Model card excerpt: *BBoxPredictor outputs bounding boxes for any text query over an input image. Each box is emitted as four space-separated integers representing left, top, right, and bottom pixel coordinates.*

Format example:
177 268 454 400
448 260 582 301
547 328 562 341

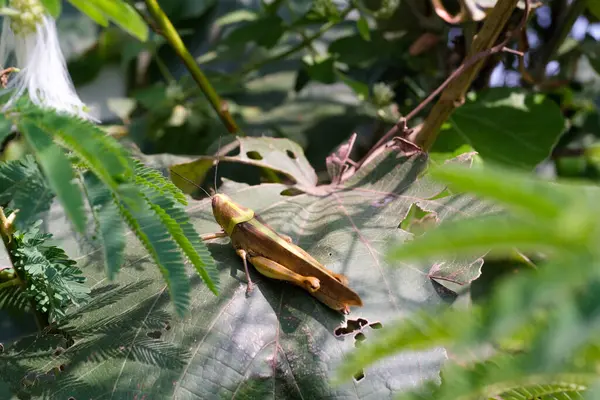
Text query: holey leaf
170 136 319 195
2 148 495 399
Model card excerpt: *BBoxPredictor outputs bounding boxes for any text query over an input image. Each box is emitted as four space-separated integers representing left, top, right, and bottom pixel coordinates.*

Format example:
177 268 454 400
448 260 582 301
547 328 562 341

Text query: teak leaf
1 147 493 398
432 88 565 170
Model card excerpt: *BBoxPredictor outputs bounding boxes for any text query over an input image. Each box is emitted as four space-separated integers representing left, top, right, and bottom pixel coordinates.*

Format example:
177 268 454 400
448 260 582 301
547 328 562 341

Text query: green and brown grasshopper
200 193 363 314
175 167 363 314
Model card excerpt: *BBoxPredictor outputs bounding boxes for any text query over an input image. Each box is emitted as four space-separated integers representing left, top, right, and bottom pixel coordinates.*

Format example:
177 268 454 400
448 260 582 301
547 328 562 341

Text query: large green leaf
1 147 493 398
85 0 148 42
67 0 109 26
170 137 319 195
432 88 565 170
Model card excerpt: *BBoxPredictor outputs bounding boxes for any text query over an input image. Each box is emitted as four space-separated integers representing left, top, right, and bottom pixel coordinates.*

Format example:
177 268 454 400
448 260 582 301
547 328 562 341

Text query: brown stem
415 0 525 150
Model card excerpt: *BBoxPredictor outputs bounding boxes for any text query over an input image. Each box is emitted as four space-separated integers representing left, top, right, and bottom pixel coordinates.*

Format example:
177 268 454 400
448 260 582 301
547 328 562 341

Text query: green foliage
40 0 60 17
131 160 219 297
0 100 219 319
10 220 90 323
0 155 53 229
432 89 566 170
338 162 600 397
19 120 88 234
82 172 125 280
2 0 600 398
0 147 486 398
67 0 148 41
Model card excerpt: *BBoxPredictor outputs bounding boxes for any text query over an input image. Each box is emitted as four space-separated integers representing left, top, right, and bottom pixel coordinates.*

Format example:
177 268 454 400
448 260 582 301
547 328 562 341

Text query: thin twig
143 0 242 135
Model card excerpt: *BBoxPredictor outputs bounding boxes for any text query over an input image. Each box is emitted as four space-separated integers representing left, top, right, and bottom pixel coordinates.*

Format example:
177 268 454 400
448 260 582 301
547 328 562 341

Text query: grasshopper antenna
213 134 222 195
169 169 212 199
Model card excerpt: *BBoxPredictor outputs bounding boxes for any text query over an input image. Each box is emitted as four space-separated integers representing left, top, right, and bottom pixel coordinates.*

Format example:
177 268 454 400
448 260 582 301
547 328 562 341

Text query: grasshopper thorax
212 193 255 236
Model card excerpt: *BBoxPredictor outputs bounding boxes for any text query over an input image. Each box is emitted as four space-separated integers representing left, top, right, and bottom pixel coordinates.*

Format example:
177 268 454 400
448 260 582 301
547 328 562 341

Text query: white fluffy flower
0 0 94 120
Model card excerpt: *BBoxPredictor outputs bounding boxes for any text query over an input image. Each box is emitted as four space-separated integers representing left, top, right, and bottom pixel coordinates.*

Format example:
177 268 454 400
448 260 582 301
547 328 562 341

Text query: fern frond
134 163 219 294
18 121 87 233
12 222 90 322
395 354 594 400
82 173 126 280
20 108 134 189
132 158 187 205
116 185 191 316
0 155 38 203
0 156 54 229
497 381 586 399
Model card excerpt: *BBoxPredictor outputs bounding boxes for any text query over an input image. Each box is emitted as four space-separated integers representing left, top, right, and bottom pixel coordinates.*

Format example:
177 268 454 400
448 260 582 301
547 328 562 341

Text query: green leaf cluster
10 220 90 323
0 101 218 317
337 162 600 398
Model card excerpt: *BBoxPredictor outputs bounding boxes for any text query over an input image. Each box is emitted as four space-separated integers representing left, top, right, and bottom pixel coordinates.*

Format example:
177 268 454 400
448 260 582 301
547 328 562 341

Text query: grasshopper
172 170 363 314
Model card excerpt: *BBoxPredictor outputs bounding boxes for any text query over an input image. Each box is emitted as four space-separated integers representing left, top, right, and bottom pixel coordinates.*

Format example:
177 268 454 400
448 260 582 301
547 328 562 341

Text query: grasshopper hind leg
248 256 320 293
235 249 254 296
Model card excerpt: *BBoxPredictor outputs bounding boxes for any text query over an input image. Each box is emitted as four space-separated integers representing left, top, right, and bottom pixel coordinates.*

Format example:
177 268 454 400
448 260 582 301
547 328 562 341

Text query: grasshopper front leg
235 249 254 296
201 231 228 241
248 255 321 293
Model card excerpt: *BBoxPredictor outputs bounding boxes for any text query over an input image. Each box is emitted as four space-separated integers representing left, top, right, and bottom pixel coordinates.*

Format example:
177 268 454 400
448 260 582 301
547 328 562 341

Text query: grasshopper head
212 193 255 235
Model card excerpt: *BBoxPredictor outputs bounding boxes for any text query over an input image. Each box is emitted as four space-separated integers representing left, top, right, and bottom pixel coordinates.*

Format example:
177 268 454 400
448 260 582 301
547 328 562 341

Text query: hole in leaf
164 323 171 331
286 150 297 159
0 343 3 353
279 188 303 196
334 318 370 337
246 151 263 160
53 347 64 356
369 322 383 329
147 330 162 339
59 364 66 372
68 397 76 400
399 204 437 235
429 188 452 200
431 279 458 303
353 370 365 382
354 332 366 342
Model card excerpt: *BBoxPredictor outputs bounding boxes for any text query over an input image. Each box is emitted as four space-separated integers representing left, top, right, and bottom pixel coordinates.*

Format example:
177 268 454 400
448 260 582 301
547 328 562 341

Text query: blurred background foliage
2 0 600 397
53 0 599 179
55 0 600 309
